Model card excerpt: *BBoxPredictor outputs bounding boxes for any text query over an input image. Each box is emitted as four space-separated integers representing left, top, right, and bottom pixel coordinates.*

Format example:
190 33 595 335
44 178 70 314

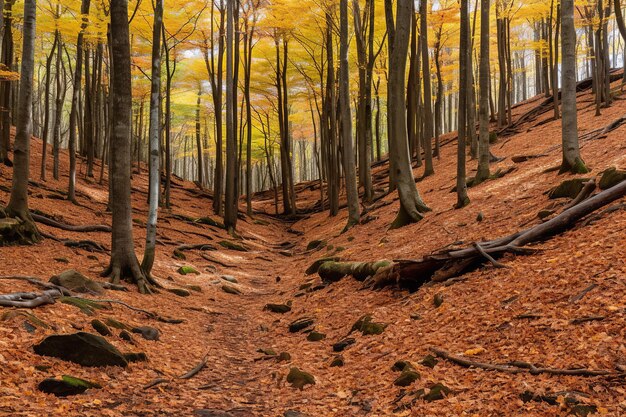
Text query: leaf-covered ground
1 82 626 416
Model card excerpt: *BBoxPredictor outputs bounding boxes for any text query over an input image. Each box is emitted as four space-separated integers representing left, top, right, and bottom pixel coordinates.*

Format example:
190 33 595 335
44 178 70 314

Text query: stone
423 383 451 401
393 369 420 387
330 355 344 367
306 331 326 342
91 319 111 336
218 241 248 251
49 270 103 294
332 337 356 352
167 287 191 297
38 375 101 397
277 352 291 362
33 332 128 367
119 330 133 342
306 239 326 251
284 411 310 417
131 326 160 341
548 178 590 199
289 317 314 333
124 352 148 363
433 293 444 308
177 266 200 275
185 285 203 293
265 303 291 314
350 315 387 335
599 167 626 190
105 318 129 330
221 284 241 295
391 360 413 372
305 257 339 275
420 354 438 369
221 275 238 283
287 367 315 390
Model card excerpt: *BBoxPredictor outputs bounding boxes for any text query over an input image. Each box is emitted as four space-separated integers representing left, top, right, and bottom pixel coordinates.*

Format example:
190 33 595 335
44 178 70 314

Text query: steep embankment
0 77 625 416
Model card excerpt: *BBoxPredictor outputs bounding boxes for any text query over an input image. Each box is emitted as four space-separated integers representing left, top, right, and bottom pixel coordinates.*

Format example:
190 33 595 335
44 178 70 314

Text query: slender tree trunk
0 0 13 166
476 0 491 183
224 0 237 231
456 0 470 208
40 32 59 181
560 0 588 174
420 0 434 177
141 0 163 276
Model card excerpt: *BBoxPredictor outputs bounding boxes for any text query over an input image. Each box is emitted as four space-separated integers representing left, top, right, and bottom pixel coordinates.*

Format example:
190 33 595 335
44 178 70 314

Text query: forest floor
1 82 626 417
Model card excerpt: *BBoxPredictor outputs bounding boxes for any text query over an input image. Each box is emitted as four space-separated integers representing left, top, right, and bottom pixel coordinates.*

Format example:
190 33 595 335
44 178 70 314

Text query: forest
0 0 626 415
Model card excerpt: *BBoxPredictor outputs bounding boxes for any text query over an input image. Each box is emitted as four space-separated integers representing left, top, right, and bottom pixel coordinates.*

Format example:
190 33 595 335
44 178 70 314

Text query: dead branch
472 242 509 269
200 253 236 268
143 378 169 390
563 179 596 210
0 289 62 308
569 283 597 303
431 347 616 377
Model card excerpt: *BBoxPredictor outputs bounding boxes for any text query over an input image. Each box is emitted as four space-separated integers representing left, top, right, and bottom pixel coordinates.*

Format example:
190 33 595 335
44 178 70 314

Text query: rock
599 167 626 190
218 240 248 251
124 352 148 362
221 275 238 283
330 355 344 367
277 352 291 362
33 332 128 367
423 383 451 401
38 375 101 397
221 284 241 295
284 411 310 417
350 315 387 335
433 293 444 308
420 354 438 369
119 330 134 342
306 331 326 342
54 257 69 264
289 317 314 333
391 360 413 372
306 239 326 251
394 369 420 387
184 285 203 293
538 209 555 220
286 367 315 390
49 270 103 294
569 405 597 416
177 266 200 275
265 303 291 314
91 319 111 336
476 212 484 222
194 217 226 229
257 348 277 356
23 321 37 333
548 178 590 199
167 287 191 297
332 337 355 352
131 326 160 341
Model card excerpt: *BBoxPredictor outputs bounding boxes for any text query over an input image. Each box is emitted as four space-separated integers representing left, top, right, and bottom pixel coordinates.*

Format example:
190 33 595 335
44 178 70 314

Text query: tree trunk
420 0 434 177
40 32 59 181
104 0 150 293
0 0 12 166
224 0 238 231
475 0 491 183
456 0 470 208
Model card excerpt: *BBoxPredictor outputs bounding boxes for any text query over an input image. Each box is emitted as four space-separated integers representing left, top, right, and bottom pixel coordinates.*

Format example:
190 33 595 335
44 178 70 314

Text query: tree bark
475 0 491 183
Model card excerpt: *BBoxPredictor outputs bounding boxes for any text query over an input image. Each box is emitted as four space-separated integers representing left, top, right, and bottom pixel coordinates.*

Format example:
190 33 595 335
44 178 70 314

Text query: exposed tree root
31 212 111 232
179 353 208 379
0 289 62 308
63 239 108 253
431 347 618 377
0 208 41 245
200 253 236 268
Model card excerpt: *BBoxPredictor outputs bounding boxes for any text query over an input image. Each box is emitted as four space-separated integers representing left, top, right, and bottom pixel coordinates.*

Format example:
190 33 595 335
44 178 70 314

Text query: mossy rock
38 375 101 397
289 317 315 333
264 303 291 314
59 297 110 316
50 270 104 294
105 318 130 330
172 250 187 260
306 239 326 251
569 405 598 417
91 319 111 336
119 330 133 342
167 287 191 297
391 360 413 372
305 257 339 275
298 282 313 291
424 383 451 402
54 257 69 264
350 315 387 335
277 352 291 362
287 367 315 390
330 355 344 367
194 217 225 229
221 275 238 283
218 241 248 252
548 178 590 199
2 310 49 329
177 266 200 275
433 293 444 308
131 326 160 341
306 331 326 342
221 284 241 295
257 348 277 356
332 337 356 352
420 354 438 369
33 332 128 367
184 285 203 293
599 167 626 190
393 369 420 387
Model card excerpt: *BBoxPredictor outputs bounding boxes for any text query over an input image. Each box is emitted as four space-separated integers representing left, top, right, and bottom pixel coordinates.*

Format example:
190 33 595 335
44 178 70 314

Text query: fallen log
336 179 626 290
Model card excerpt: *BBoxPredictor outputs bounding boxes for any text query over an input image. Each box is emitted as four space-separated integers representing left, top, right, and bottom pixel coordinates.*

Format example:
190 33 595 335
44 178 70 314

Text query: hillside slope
0 80 625 416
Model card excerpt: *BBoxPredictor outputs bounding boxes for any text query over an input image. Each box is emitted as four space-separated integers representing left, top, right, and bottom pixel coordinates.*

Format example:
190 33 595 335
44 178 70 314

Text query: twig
179 354 208 379
472 242 509 268
569 283 597 303
571 316 605 325
143 378 169 390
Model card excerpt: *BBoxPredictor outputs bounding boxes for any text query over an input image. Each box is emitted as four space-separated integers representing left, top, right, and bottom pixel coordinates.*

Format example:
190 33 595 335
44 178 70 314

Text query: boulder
548 178 590 199
49 270 104 294
599 167 626 190
33 332 127 367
